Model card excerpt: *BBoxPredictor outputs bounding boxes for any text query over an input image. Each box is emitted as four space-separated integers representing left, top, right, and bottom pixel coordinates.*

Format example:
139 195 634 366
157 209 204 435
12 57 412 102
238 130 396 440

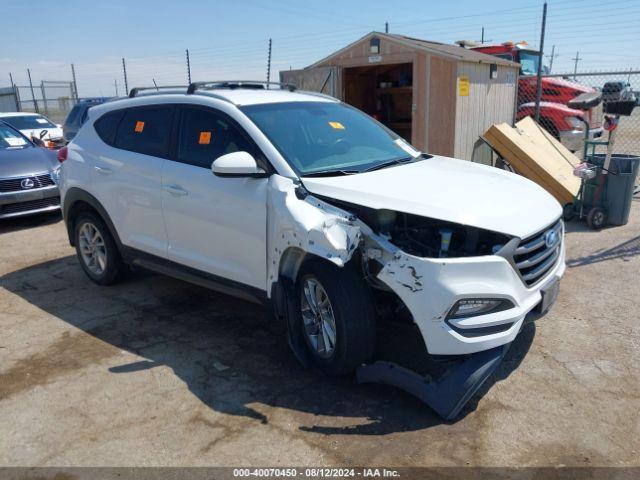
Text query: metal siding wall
0 87 17 112
454 63 518 162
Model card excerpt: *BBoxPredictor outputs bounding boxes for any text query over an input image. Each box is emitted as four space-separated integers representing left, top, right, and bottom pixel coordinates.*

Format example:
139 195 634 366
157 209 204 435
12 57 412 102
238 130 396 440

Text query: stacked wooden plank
484 117 581 205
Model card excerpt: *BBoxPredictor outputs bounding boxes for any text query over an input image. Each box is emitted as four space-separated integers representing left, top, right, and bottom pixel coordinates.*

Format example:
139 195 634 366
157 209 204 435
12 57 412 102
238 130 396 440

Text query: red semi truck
471 42 602 151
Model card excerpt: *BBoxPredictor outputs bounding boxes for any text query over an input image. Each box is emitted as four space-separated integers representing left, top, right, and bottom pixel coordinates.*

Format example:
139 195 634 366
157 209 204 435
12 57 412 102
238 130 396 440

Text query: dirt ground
0 199 639 468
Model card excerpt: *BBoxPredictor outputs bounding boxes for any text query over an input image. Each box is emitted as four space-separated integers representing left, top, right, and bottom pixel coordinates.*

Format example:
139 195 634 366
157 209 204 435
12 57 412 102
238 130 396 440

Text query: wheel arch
63 188 123 250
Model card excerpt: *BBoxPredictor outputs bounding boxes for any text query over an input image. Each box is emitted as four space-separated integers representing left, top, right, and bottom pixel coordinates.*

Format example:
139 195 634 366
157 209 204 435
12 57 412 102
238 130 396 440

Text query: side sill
122 247 268 306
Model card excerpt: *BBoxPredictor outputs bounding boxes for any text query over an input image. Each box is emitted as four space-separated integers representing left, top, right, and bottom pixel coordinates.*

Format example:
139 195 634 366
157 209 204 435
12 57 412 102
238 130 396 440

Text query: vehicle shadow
566 234 640 267
1 255 534 436
0 211 62 235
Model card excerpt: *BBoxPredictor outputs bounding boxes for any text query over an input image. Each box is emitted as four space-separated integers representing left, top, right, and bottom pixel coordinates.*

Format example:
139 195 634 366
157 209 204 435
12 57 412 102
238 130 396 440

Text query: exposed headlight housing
447 298 514 319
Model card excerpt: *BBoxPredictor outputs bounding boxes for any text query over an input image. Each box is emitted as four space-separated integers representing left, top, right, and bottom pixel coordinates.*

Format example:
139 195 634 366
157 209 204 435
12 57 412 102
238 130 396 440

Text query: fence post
9 73 20 112
534 1 547 123
186 49 192 84
27 69 39 113
122 58 129 95
71 63 79 102
40 81 49 117
266 38 272 85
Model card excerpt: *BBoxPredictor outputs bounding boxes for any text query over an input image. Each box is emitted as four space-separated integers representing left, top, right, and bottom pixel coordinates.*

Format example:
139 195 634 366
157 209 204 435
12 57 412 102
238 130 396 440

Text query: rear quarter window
94 110 123 146
65 106 81 125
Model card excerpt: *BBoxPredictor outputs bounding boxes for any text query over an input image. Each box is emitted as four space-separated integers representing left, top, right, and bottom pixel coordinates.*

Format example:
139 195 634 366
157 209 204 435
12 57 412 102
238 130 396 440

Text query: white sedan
0 112 65 149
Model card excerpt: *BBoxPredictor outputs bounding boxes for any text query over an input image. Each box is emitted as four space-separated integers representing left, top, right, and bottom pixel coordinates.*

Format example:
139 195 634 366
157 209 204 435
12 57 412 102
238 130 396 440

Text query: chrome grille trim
513 219 563 286
0 173 55 193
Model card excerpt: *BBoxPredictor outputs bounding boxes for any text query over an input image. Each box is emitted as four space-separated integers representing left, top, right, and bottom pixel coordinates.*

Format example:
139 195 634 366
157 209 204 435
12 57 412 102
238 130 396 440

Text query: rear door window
176 107 257 168
114 106 174 158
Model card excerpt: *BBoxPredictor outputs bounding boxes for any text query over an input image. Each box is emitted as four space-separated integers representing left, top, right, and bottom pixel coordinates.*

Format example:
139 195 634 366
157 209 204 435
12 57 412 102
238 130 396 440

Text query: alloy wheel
300 277 337 359
78 222 107 275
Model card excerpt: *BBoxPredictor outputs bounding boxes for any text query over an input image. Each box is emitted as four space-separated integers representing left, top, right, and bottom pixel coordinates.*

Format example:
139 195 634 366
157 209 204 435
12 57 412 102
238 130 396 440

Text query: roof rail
129 85 187 98
296 89 339 102
186 80 296 94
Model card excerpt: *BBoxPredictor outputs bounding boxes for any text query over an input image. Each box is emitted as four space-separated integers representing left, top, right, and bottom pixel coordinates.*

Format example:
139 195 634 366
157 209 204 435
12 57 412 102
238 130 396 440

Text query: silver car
0 120 61 219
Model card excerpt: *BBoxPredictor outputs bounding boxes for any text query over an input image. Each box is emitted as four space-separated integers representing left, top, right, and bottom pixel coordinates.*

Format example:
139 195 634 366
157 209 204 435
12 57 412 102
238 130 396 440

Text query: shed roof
308 31 519 69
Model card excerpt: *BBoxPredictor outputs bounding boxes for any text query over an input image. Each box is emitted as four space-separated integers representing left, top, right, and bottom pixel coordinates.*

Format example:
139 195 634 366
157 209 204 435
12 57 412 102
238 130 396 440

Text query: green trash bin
590 154 640 226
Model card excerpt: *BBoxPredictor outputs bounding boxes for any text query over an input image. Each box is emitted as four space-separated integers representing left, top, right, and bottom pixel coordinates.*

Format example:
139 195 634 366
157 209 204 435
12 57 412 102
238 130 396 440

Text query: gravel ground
0 199 639 467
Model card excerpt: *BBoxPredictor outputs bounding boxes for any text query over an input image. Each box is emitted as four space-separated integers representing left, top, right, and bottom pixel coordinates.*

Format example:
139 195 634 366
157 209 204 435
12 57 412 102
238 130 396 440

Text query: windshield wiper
363 156 416 172
302 169 360 177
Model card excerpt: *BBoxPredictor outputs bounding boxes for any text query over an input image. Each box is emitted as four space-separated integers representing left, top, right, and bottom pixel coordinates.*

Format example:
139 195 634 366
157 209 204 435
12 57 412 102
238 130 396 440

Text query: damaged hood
301 156 561 238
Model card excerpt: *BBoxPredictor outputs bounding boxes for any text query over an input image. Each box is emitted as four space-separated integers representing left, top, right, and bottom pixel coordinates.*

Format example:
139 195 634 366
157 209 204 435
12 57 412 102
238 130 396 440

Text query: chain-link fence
13 81 77 124
517 70 639 158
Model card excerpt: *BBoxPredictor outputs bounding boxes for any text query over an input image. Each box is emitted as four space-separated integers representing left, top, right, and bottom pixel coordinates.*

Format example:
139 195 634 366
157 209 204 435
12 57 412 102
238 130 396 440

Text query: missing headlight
387 212 512 258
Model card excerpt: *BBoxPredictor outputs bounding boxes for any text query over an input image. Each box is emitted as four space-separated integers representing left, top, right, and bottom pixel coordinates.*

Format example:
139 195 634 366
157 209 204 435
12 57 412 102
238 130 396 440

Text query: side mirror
39 129 48 139
212 151 267 178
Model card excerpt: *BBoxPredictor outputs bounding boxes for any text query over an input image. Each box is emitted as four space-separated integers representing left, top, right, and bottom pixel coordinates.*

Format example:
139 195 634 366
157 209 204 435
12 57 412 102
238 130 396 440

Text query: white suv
58 82 565 383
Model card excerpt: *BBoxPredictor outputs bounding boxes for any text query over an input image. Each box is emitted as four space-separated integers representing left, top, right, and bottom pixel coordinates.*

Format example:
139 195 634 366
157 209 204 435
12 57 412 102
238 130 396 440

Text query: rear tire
74 211 125 285
295 259 376 375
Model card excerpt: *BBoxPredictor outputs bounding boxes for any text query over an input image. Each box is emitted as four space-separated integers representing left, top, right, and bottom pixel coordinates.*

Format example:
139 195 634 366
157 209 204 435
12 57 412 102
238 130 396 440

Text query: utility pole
186 49 192 84
122 58 129 95
571 51 582 80
114 79 119 97
266 38 272 86
27 68 39 113
481 27 484 44
534 1 547 123
71 63 79 101
546 45 558 73
385 22 389 33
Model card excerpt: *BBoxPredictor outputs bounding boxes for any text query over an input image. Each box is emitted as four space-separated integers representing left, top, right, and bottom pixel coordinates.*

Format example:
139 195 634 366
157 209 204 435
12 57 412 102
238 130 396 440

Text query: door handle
94 165 112 175
164 185 188 197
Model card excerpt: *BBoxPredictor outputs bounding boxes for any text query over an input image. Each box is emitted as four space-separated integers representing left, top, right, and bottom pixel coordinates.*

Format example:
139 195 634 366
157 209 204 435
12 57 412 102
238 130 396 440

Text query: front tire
74 211 125 285
296 259 376 375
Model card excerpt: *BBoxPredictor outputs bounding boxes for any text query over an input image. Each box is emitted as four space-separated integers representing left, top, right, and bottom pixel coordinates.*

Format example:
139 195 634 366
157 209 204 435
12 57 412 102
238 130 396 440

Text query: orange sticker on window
328 121 345 130
198 131 212 144
134 121 145 133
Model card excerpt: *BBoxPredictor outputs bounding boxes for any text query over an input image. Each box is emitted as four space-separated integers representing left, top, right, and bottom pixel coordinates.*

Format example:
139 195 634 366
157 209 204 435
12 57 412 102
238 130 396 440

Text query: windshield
0 124 31 150
2 114 57 130
519 51 542 76
241 101 422 176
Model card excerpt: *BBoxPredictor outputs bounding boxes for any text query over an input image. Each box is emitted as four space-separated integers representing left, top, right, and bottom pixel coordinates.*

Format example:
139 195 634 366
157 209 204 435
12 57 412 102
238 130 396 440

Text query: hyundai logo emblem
544 229 559 248
21 178 35 189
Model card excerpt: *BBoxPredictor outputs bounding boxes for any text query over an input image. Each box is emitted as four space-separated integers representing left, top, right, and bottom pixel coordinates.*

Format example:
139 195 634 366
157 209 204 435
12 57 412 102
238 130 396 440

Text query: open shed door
280 67 342 99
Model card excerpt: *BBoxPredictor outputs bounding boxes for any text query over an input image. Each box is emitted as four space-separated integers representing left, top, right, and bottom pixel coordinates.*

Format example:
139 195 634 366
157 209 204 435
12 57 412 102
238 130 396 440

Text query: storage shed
280 32 520 162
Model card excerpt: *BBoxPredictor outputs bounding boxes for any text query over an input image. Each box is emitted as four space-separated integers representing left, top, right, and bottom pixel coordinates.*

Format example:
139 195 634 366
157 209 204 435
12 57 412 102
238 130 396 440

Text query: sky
2 0 639 97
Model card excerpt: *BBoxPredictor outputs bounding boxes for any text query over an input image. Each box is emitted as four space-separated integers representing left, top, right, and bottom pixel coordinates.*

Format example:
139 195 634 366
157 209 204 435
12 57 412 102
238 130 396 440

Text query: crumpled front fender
266 175 362 293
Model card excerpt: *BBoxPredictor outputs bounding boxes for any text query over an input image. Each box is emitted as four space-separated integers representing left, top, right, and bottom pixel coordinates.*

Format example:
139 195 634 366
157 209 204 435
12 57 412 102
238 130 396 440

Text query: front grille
513 219 563 286
0 173 55 193
0 196 60 215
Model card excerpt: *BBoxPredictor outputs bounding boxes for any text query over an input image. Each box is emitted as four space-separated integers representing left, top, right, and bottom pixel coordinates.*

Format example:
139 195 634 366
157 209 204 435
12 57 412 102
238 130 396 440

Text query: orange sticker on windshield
198 131 212 144
134 121 145 133
328 121 345 130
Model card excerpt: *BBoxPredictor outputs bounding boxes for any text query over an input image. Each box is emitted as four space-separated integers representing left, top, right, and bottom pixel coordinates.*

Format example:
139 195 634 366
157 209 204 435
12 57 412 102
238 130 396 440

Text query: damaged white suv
59 82 565 400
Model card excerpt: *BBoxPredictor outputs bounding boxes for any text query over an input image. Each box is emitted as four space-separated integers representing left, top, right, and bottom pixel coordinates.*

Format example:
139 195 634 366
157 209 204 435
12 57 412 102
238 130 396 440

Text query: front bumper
0 185 60 219
376 239 565 355
559 127 603 152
